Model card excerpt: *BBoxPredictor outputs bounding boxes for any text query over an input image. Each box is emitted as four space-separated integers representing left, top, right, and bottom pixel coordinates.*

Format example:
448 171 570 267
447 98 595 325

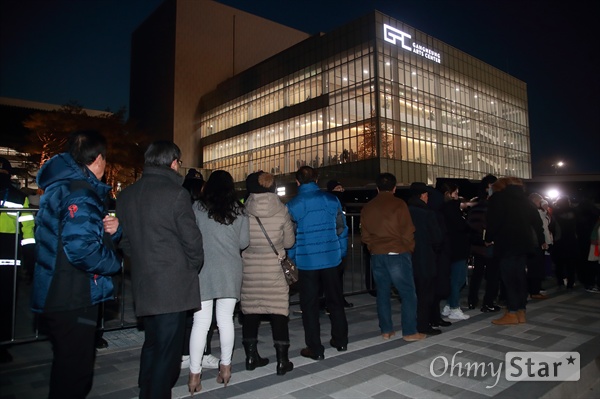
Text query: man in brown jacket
361 173 425 342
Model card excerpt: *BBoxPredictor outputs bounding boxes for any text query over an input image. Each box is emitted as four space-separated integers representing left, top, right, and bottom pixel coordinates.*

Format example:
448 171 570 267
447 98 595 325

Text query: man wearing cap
0 157 35 363
361 173 424 342
287 166 349 360
407 182 443 336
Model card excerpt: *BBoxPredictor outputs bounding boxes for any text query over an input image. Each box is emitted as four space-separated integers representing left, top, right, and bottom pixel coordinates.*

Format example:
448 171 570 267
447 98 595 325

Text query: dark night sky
1 0 598 175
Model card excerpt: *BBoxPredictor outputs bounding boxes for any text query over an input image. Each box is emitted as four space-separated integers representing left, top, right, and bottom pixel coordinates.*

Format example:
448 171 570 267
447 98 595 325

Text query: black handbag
254 216 299 285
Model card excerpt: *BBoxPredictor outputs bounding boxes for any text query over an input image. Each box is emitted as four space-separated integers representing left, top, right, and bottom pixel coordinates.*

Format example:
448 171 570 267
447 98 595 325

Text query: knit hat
327 180 342 192
409 182 428 197
246 171 275 194
0 157 12 175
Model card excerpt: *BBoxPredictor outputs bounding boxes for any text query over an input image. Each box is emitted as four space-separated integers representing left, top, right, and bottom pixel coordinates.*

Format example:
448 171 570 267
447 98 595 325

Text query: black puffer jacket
486 185 543 258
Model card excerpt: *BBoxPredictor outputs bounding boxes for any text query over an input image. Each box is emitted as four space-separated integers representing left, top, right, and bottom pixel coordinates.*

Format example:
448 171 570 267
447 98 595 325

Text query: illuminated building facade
197 11 531 186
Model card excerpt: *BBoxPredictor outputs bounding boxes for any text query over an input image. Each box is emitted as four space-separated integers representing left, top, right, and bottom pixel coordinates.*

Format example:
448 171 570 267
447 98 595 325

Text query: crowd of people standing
16 130 599 398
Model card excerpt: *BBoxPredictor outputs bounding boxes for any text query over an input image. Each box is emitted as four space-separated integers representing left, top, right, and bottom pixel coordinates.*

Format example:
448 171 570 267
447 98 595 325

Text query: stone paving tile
1 287 599 399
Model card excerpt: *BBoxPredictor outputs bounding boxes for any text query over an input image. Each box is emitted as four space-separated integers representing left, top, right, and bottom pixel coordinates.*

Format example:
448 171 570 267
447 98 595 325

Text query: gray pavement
1 285 600 399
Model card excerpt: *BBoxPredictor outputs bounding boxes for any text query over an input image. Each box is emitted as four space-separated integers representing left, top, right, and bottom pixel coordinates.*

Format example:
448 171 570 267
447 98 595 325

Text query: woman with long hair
188 170 249 394
240 171 296 375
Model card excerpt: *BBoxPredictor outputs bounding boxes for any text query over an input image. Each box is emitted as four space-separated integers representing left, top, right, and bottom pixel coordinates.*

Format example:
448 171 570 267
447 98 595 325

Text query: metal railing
1 208 370 346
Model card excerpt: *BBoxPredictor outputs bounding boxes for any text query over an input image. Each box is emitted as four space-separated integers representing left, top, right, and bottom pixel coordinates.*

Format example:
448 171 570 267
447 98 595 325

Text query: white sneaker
448 307 470 320
441 305 451 317
201 354 220 369
181 355 190 369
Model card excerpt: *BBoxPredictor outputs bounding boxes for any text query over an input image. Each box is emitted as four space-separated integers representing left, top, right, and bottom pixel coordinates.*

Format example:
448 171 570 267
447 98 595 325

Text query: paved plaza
1 285 599 399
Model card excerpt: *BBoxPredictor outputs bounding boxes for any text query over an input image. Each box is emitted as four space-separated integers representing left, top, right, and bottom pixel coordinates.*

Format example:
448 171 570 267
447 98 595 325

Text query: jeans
370 253 418 336
189 298 237 373
299 267 348 355
447 259 467 308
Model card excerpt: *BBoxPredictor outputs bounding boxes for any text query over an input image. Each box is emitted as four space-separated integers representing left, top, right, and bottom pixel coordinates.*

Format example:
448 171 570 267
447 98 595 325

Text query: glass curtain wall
377 16 530 183
199 15 530 184
200 44 377 183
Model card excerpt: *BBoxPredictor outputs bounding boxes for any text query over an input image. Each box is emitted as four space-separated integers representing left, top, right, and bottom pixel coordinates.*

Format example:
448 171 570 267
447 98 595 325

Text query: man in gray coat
117 141 204 399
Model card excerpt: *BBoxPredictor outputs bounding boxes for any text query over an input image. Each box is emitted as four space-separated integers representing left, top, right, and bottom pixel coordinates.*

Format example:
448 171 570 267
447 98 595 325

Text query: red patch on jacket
68 204 78 218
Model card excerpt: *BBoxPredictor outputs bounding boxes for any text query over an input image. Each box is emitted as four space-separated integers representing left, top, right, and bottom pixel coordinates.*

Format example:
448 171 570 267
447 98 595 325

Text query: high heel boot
187 372 202 395
216 363 232 387
242 338 269 370
274 341 294 376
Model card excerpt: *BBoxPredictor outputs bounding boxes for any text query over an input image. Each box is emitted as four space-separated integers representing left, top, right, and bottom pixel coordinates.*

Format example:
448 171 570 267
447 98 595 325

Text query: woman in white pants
188 170 249 395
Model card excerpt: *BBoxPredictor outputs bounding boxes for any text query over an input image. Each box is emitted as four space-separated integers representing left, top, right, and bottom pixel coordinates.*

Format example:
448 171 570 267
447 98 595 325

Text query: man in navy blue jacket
32 130 122 398
287 166 348 360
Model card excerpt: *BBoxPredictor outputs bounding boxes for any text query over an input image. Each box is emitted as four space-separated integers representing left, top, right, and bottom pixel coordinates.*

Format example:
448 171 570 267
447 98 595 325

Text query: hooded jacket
286 182 348 270
32 153 122 313
241 192 295 316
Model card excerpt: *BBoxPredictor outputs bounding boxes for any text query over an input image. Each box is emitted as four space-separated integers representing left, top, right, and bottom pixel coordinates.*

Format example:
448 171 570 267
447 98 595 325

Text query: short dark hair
144 141 181 167
481 174 497 188
67 130 107 166
376 173 396 191
295 166 318 185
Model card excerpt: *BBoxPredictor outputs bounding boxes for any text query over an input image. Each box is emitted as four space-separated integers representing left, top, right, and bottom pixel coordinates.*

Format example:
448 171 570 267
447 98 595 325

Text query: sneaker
481 304 502 313
202 354 220 369
441 305 451 317
586 287 600 293
448 307 470 320
181 355 190 369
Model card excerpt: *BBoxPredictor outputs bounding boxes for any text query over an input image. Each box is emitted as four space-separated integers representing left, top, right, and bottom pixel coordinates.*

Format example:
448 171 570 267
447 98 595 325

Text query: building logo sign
383 24 441 64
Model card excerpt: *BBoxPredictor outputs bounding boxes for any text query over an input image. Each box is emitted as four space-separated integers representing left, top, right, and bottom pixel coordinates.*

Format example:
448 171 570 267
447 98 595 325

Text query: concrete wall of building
171 0 310 169
129 0 177 144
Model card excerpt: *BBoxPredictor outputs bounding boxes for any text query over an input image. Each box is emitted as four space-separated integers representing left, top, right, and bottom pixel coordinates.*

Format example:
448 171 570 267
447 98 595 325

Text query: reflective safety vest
0 187 36 265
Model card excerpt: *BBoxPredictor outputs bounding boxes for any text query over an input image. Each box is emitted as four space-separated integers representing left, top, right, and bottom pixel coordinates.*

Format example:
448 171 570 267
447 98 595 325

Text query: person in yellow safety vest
0 157 35 363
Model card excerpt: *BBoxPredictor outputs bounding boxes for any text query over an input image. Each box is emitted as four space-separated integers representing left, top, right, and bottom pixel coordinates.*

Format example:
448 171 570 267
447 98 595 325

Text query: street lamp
552 161 564 174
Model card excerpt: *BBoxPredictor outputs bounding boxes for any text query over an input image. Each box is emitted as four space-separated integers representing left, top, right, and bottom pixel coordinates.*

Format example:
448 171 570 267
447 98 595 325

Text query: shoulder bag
254 216 299 285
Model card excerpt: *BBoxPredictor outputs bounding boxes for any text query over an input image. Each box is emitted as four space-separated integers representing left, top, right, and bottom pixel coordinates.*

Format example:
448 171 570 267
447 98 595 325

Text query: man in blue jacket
32 130 122 398
286 166 348 360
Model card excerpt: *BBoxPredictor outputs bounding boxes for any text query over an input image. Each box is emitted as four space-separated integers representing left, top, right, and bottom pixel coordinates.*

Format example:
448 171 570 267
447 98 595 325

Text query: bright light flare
547 189 560 199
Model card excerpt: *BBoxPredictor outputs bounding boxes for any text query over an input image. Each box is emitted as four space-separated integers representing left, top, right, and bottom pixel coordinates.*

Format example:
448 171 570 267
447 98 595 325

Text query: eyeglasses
177 159 183 167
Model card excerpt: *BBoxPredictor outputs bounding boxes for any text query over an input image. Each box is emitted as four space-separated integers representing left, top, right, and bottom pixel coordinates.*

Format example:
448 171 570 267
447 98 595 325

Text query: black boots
274 341 294 376
242 339 269 371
